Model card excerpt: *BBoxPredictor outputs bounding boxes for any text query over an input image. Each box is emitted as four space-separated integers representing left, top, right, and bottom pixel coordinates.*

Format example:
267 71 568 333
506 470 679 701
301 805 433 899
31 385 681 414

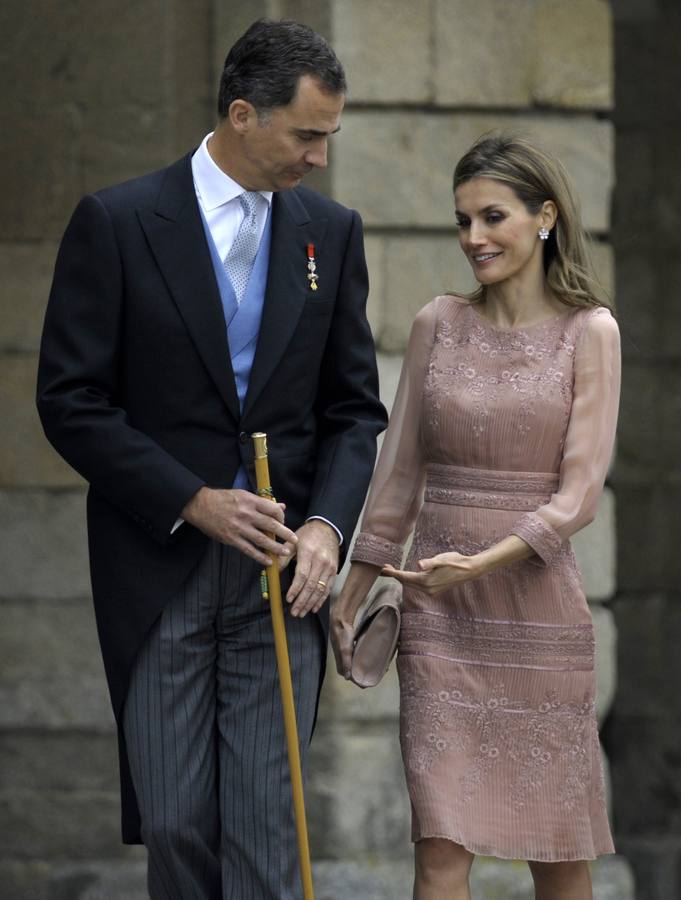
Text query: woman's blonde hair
453 133 612 310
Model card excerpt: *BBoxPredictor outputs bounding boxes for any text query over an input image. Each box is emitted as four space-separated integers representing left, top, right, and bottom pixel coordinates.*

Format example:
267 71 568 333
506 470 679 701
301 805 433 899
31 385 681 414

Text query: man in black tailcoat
37 19 386 899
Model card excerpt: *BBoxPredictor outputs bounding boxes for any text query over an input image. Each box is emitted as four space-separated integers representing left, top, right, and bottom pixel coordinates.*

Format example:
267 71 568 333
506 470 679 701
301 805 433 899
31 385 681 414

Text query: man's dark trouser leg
123 541 322 900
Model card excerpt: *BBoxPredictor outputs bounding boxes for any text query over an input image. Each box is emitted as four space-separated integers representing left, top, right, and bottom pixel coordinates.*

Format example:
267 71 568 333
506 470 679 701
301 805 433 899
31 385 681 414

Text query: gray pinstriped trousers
122 541 322 900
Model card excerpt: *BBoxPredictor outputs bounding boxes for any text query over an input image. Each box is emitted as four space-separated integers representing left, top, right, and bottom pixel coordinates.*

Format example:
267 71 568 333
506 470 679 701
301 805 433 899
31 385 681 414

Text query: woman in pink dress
331 134 620 900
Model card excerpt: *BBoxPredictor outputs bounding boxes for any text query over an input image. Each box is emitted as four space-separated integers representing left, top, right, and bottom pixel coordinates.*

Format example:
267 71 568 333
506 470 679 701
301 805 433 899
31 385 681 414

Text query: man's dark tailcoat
36 153 387 842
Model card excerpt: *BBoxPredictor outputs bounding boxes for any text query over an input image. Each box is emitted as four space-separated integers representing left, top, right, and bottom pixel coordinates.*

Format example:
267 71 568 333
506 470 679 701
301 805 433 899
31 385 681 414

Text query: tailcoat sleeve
510 308 621 565
37 194 205 543
350 299 438 569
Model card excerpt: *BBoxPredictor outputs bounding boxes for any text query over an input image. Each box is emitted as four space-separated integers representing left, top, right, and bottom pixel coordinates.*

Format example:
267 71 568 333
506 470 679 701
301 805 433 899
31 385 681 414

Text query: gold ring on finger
316 580 327 589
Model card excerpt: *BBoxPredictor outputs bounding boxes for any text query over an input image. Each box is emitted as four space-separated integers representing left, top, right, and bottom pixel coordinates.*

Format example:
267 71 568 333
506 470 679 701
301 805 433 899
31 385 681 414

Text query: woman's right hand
330 561 382 679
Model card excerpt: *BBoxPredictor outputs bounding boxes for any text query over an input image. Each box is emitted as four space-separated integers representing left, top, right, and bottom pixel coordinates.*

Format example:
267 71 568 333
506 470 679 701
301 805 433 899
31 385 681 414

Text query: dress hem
411 830 615 863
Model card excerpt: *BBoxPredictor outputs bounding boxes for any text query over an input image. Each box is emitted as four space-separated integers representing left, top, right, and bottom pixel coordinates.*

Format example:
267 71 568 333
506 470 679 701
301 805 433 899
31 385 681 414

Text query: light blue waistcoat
199 206 272 489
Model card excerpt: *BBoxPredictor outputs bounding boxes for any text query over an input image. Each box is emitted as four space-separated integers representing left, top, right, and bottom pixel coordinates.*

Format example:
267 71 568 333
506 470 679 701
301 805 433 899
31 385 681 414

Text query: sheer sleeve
510 307 621 565
350 299 438 568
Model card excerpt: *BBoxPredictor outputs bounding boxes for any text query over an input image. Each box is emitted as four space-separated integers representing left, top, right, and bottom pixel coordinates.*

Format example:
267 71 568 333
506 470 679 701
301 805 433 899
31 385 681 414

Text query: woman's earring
538 226 550 241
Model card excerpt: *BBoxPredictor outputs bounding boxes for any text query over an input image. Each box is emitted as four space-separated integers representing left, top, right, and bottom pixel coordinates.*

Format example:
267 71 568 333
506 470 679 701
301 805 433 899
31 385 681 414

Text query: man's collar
191 133 273 211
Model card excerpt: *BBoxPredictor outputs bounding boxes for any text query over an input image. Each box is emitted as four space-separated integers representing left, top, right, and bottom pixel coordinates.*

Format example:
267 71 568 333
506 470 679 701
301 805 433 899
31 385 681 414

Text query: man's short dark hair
217 19 347 119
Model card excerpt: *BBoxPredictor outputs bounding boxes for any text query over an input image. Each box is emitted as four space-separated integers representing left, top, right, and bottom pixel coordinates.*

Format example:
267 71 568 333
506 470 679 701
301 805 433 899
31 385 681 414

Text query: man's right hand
181 487 297 566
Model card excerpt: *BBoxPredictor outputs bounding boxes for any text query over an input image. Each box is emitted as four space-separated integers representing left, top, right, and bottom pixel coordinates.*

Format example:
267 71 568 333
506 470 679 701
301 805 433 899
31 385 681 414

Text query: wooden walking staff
252 432 315 900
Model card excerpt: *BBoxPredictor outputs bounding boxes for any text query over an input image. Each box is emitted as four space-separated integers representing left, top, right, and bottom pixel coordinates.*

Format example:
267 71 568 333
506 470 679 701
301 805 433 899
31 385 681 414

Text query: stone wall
0 1 639 897
607 2 681 899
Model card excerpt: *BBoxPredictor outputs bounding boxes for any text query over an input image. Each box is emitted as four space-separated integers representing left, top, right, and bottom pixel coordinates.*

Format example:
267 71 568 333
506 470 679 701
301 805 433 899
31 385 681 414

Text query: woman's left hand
382 551 486 596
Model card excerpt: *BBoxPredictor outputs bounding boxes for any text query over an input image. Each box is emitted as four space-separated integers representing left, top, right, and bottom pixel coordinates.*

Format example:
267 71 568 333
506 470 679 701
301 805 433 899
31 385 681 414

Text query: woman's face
454 177 551 286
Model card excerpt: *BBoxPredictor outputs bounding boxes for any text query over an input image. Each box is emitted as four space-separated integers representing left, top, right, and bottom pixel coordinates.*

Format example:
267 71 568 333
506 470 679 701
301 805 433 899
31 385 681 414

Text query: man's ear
228 99 256 133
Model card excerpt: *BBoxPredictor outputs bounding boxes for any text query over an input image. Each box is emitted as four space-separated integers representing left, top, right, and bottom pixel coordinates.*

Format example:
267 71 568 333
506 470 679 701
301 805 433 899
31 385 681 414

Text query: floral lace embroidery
399 671 604 811
351 532 403 568
425 304 577 440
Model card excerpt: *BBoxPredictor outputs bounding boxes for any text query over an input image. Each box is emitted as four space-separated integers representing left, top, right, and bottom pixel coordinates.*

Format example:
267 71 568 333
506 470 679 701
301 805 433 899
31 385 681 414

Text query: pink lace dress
351 296 620 861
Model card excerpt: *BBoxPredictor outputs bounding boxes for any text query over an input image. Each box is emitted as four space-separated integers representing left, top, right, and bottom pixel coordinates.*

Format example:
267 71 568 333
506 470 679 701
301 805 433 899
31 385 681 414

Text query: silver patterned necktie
224 191 261 303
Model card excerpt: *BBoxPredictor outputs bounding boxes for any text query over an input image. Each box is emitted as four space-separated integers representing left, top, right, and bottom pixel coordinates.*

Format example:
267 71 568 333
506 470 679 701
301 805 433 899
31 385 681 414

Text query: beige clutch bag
350 583 402 689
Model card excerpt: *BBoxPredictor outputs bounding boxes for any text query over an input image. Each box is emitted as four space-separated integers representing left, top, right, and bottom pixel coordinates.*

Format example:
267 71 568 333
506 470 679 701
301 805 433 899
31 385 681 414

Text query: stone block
0 732 119 793
612 593 681 718
376 352 403 411
572 488 616 602
307 721 411 860
535 0 613 109
607 712 681 837
332 0 430 103
614 836 681 900
0 243 58 352
334 112 613 234
433 0 535 107
379 233 475 352
591 242 615 302
0 599 113 729
0 489 89 600
0 1 214 240
0 355 84 488
591 605 616 724
0 789 126 860
365 234 385 344
0 103 82 242
616 482 681 593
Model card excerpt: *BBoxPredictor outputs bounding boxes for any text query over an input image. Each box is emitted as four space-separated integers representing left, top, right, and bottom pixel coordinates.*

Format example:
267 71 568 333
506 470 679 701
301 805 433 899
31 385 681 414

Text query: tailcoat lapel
137 154 241 422
243 189 328 417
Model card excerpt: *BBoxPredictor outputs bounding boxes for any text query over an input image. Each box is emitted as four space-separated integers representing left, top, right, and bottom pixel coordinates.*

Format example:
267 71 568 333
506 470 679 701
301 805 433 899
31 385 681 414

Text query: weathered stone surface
378 233 474 352
0 354 83 488
612 593 681 719
535 0 613 109
0 599 112 729
334 113 613 233
0 243 58 352
0 732 119 793
0 855 635 900
615 836 681 900
332 0 430 103
590 242 615 301
592 604 616 724
0 789 126 860
0 489 89 600
0 1 213 241
607 711 681 837
617 362 681 474
573 488 616 602
365 234 385 343
616 482 681 593
433 0 535 107
307 722 411 860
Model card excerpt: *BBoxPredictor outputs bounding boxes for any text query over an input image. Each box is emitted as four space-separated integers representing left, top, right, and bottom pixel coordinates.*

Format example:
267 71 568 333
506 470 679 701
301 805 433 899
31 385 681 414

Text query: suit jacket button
239 431 248 445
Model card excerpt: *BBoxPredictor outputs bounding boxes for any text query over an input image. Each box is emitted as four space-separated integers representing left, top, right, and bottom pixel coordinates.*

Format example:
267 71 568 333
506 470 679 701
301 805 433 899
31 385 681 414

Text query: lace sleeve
350 299 438 568
510 308 621 565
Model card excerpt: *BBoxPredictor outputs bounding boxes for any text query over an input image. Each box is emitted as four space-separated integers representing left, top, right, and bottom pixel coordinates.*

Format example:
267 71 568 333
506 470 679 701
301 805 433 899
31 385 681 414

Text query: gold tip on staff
251 432 315 900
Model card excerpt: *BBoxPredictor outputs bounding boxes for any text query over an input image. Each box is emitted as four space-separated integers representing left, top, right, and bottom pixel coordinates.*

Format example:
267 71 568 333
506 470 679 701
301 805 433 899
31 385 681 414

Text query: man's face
237 75 344 191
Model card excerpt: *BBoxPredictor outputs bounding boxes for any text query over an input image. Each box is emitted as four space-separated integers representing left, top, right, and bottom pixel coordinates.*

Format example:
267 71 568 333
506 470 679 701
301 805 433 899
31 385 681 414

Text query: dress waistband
425 464 558 511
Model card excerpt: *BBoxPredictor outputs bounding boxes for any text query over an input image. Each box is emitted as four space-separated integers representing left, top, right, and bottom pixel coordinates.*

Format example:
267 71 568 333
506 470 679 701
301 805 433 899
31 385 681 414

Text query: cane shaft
252 434 315 900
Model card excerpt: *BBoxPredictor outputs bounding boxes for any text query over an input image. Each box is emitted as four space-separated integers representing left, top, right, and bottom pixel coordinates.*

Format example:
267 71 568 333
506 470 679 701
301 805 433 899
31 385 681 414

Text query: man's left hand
283 520 339 617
